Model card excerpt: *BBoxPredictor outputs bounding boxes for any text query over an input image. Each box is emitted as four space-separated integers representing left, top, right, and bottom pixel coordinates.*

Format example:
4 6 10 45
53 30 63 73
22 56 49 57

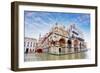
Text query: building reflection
24 50 88 61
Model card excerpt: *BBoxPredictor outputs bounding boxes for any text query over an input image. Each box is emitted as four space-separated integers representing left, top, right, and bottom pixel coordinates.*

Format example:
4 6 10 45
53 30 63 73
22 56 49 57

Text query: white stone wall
24 37 37 53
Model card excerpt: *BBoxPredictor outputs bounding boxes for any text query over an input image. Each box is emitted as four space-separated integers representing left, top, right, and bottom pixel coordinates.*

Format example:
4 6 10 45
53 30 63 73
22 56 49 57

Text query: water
24 48 90 62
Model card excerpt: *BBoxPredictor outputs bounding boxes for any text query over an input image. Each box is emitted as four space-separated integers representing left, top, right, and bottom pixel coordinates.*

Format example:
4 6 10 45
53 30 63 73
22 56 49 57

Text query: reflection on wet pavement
24 49 90 62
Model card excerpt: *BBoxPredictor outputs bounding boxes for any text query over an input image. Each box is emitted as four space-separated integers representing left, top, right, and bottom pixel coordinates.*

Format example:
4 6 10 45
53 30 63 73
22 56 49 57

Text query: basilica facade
38 23 87 55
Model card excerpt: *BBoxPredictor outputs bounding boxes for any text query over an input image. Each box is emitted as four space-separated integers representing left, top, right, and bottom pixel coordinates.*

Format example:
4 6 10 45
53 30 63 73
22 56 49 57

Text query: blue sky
24 11 90 47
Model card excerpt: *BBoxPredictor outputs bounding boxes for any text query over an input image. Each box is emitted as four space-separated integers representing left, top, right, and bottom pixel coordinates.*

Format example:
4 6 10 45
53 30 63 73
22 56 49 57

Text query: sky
24 11 91 48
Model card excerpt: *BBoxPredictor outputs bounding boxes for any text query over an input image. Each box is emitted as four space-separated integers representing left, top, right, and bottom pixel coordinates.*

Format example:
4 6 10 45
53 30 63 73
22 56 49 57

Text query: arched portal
73 39 79 46
59 48 61 53
25 48 29 54
67 40 72 44
73 39 79 52
67 39 72 49
59 38 66 47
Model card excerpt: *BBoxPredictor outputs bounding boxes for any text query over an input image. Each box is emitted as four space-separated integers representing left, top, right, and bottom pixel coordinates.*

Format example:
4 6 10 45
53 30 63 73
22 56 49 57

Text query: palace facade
24 37 37 53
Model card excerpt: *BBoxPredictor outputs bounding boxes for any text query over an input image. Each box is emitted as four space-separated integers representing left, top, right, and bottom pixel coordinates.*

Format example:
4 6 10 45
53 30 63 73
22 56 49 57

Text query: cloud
24 11 90 43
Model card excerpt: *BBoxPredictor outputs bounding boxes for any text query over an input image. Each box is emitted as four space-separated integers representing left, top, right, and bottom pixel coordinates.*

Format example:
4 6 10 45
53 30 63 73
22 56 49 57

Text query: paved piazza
24 49 90 62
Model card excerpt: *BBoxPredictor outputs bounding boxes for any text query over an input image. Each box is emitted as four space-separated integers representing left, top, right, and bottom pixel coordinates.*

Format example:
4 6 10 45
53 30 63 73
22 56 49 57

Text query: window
30 42 32 47
24 42 25 46
27 42 29 47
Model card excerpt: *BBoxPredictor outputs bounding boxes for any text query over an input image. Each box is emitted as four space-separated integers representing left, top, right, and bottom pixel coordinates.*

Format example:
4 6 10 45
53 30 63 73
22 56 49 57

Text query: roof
24 37 37 41
77 37 84 41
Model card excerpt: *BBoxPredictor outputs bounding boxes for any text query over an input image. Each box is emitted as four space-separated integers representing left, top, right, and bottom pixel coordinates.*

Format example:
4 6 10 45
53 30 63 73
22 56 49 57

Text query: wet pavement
24 48 90 62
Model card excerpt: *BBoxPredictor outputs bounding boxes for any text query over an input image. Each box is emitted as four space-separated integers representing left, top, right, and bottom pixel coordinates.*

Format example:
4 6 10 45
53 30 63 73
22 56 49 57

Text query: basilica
37 23 87 55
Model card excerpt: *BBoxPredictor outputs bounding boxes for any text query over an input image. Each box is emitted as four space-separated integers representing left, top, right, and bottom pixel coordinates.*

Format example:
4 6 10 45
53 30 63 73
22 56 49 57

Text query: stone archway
73 39 79 46
67 39 72 53
59 38 66 47
67 40 72 45
73 39 79 52
25 48 29 54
